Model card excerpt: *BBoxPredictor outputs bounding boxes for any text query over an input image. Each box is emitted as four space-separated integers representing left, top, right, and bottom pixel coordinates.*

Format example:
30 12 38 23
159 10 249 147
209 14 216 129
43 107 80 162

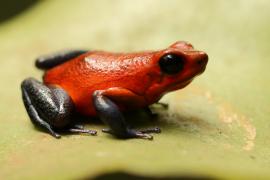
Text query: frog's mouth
167 78 193 91
167 58 208 92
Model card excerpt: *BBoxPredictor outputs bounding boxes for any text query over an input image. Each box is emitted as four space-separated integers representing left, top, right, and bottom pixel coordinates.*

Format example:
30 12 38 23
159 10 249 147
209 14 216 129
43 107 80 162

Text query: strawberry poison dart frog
21 41 208 140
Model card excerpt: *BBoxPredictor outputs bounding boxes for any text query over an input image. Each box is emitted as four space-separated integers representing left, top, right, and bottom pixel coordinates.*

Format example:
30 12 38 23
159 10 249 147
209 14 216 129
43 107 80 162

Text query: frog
21 41 208 140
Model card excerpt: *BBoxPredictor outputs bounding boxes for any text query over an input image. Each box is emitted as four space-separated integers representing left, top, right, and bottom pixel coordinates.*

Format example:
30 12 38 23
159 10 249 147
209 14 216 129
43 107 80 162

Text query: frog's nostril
197 59 204 65
196 53 208 66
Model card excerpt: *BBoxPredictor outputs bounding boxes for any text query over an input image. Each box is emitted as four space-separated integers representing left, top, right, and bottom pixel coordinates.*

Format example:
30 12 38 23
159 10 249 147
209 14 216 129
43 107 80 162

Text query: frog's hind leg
35 50 88 70
21 77 97 138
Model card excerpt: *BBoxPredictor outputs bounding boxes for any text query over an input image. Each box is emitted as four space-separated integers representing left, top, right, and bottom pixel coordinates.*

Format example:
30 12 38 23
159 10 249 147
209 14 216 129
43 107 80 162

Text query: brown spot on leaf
164 85 256 151
217 103 256 151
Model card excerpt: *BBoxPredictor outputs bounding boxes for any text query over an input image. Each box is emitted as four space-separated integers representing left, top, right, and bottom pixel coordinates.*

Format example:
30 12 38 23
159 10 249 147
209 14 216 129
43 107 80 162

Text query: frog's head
146 41 208 103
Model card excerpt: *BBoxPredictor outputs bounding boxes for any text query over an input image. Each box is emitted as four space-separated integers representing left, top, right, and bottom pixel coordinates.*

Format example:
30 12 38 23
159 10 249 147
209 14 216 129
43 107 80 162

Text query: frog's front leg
93 88 161 140
21 78 97 138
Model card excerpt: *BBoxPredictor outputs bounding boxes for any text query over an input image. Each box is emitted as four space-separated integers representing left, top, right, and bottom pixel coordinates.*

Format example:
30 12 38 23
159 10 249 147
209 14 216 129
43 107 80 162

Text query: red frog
21 41 208 140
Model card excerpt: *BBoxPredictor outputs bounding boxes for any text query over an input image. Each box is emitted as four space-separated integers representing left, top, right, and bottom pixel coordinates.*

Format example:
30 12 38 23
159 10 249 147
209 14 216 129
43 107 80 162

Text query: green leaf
0 1 269 179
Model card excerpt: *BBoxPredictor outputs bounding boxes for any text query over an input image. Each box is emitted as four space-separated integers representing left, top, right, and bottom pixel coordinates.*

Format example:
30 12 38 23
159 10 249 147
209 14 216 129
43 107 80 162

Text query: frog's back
43 51 157 115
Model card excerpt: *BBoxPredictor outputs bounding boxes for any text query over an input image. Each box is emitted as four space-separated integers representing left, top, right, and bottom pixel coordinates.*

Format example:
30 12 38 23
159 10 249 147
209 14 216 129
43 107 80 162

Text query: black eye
159 54 184 75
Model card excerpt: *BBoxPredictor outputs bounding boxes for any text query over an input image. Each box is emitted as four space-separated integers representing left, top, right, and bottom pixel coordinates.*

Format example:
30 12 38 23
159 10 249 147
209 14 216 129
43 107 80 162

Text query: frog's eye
159 54 184 75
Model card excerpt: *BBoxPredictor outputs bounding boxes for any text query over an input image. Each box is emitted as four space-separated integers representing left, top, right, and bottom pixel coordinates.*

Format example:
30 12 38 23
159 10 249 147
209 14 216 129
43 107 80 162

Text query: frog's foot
102 127 161 140
93 90 161 140
67 125 97 136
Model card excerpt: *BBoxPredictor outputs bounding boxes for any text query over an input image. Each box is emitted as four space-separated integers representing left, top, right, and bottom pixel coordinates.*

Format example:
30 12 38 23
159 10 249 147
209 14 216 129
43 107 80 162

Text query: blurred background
0 0 38 23
0 0 269 179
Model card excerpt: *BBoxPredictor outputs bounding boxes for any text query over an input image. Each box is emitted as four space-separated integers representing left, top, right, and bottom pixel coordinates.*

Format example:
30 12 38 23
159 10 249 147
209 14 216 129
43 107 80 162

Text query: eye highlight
159 54 184 75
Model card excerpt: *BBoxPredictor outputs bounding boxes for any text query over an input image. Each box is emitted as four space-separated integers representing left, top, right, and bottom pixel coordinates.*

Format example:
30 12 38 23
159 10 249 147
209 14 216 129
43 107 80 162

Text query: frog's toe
139 127 161 134
127 130 154 140
101 128 161 140
67 127 97 136
129 127 161 140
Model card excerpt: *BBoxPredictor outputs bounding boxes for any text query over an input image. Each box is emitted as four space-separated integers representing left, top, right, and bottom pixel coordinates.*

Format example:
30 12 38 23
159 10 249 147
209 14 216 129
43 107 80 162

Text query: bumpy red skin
44 41 208 116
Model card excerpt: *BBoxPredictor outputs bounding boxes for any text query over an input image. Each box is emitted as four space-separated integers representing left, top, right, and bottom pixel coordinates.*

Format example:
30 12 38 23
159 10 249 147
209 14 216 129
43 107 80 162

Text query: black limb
21 77 97 138
93 91 161 140
67 124 97 135
35 50 88 70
